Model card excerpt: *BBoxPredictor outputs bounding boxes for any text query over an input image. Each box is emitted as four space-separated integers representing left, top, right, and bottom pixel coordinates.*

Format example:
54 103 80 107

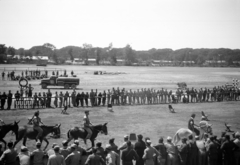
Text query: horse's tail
173 131 180 145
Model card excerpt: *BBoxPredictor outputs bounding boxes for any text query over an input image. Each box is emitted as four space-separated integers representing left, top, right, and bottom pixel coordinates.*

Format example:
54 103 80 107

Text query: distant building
65 59 73 65
73 58 85 65
116 59 125 65
87 58 96 65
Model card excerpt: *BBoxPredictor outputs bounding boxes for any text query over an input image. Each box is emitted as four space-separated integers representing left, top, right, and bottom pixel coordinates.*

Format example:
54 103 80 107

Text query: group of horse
0 116 236 150
0 120 108 150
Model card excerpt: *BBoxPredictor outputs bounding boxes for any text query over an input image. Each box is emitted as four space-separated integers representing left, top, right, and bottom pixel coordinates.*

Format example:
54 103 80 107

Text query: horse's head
100 123 108 135
51 124 61 138
11 121 20 138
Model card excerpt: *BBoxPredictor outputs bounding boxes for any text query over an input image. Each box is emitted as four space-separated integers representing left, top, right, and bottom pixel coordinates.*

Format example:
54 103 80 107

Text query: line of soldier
0 85 240 110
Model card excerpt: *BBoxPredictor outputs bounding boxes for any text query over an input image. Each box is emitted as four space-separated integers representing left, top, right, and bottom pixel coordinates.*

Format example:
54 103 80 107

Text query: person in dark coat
76 92 80 107
1 92 7 110
221 134 237 165
85 92 89 107
80 92 84 107
206 136 218 165
98 92 102 106
7 90 13 110
46 89 52 108
134 134 146 165
121 141 139 165
102 90 106 106
187 135 198 165
154 137 167 165
178 138 189 165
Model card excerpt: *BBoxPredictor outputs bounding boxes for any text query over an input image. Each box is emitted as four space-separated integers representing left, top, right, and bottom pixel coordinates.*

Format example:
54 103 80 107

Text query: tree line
1 43 240 66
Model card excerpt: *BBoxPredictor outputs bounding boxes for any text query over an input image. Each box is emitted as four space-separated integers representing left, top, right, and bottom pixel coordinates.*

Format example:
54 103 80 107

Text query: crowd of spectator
0 84 240 110
0 131 240 165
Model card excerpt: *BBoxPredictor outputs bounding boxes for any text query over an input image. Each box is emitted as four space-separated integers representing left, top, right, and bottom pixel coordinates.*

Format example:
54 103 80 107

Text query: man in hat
73 140 85 155
109 138 119 154
154 137 167 165
187 135 198 165
118 135 130 151
178 138 189 165
47 143 58 157
47 145 65 165
105 144 119 165
31 142 45 165
206 136 218 165
164 136 178 165
60 141 70 159
96 142 105 161
31 111 44 142
121 141 139 165
85 147 105 165
143 140 159 165
0 141 18 165
65 144 81 165
17 146 30 165
83 111 93 140
134 135 146 165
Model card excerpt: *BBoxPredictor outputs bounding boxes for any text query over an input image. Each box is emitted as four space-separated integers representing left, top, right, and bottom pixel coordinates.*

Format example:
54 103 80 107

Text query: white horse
173 121 213 145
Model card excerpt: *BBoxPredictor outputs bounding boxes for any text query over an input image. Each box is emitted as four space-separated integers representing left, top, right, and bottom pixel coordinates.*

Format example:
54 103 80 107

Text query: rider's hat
191 113 196 117
85 110 89 113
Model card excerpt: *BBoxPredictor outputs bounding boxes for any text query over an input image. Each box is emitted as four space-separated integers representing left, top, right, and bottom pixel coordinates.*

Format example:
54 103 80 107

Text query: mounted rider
31 111 44 142
83 110 93 140
188 113 198 134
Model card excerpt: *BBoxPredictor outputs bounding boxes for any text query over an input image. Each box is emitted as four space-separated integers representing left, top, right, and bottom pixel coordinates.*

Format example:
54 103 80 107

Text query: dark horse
14 124 61 150
0 121 20 149
67 123 108 147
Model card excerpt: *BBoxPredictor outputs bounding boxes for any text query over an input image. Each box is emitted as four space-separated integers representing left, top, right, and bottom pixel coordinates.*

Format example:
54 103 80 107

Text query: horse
67 123 108 147
14 124 61 150
173 123 213 145
0 121 20 149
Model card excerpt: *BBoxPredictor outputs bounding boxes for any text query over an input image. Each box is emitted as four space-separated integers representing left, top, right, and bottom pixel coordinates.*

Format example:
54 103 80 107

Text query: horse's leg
90 139 95 147
13 137 22 148
0 139 7 150
43 138 49 151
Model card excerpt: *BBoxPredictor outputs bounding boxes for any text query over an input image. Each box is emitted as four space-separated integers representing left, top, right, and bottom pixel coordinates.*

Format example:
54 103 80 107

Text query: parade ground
1 64 240 151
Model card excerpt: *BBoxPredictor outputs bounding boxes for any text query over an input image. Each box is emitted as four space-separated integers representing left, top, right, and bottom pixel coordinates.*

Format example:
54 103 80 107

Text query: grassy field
0 64 240 151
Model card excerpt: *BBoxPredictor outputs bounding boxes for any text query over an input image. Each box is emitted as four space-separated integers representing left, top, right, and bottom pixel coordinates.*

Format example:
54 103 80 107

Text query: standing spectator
38 93 44 108
206 136 218 165
1 92 7 110
28 84 33 98
17 146 30 165
187 135 198 165
154 137 167 165
71 92 76 107
118 135 129 151
46 89 52 108
47 145 65 165
60 141 70 159
0 141 18 165
134 134 146 165
85 92 89 107
95 142 105 161
33 93 39 108
73 140 85 155
109 138 119 154
85 147 105 165
105 144 119 165
121 141 139 165
43 92 47 107
7 90 13 110
164 136 178 165
233 132 240 165
54 92 58 108
31 142 45 165
80 92 84 107
196 136 207 165
65 144 81 165
47 143 58 157
178 138 189 165
2 72 5 81
98 92 102 106
59 92 63 108
102 91 106 106
143 140 159 165
7 72 10 80
76 92 80 107
221 134 236 165
64 91 69 107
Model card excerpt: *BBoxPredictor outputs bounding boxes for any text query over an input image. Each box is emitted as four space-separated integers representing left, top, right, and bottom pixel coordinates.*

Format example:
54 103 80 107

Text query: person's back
0 142 18 165
31 143 45 165
65 146 81 165
85 148 105 165
47 146 65 165
121 141 139 165
18 147 30 165
143 140 159 165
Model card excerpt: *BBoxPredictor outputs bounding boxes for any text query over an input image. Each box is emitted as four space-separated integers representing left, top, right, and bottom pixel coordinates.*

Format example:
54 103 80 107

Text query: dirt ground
0 64 240 151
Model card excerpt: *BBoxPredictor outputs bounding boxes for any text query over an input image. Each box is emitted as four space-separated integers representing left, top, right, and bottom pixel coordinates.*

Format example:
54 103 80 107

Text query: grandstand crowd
0 132 240 165
0 84 240 110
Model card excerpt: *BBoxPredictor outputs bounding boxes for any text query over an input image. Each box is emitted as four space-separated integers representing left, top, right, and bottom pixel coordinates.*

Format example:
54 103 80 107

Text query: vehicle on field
40 76 80 89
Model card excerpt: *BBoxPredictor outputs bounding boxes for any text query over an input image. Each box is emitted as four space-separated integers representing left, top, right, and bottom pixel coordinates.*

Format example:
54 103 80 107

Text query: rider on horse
31 111 44 142
83 110 93 140
188 113 198 134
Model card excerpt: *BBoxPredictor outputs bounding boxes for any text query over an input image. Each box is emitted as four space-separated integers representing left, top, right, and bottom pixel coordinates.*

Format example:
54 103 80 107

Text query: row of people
1 85 240 110
0 132 240 165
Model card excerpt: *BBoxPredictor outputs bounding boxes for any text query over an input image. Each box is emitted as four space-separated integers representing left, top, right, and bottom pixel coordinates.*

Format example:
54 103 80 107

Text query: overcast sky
0 0 240 50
